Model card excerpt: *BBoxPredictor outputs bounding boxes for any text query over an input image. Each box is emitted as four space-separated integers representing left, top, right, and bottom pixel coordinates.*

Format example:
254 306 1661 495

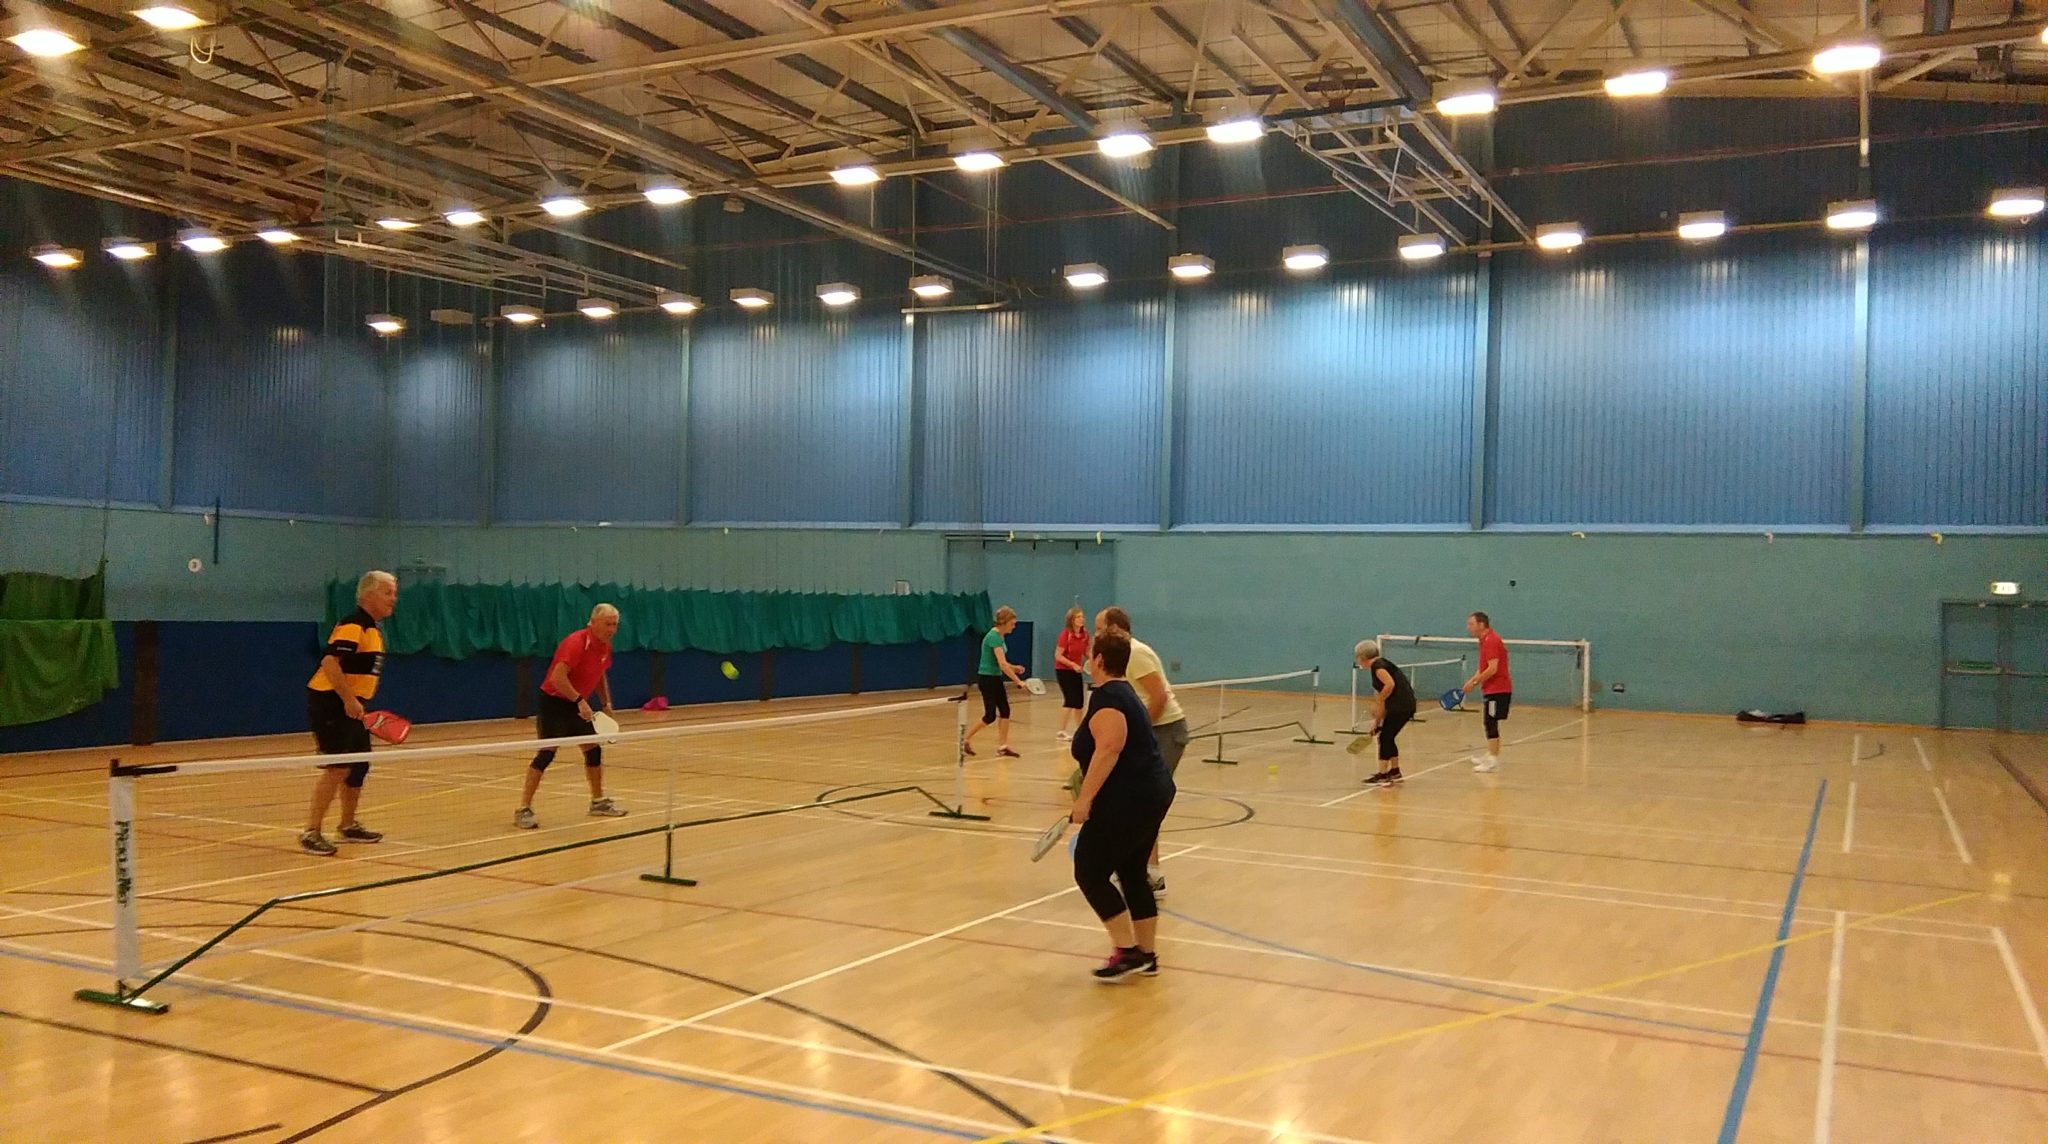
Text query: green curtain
0 620 120 727
328 581 993 659
0 561 107 620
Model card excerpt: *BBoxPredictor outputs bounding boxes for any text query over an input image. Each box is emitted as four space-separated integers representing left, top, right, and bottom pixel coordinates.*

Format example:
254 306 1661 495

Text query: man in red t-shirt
1463 611 1513 773
516 604 627 828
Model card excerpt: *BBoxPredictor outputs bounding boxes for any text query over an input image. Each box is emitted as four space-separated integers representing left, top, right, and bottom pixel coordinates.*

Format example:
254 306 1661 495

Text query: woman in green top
965 606 1025 758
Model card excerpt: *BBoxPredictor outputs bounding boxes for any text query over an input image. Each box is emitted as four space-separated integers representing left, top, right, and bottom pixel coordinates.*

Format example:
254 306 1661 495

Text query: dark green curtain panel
328 581 993 659
0 620 120 727
0 560 107 620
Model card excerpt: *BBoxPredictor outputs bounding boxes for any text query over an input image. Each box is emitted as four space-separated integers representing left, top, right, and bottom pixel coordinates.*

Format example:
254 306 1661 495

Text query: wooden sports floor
3 686 2045 1144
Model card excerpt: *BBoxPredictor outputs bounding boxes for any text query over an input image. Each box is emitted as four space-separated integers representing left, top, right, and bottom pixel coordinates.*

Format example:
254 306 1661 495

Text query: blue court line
1716 778 1829 1144
1160 909 1743 1040
0 944 982 1140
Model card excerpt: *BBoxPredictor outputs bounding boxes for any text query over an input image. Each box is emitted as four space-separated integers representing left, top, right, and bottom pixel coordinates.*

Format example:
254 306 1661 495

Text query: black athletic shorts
307 688 370 756
1482 692 1512 738
537 692 596 740
1055 668 1086 708
976 674 1011 723
1378 708 1413 762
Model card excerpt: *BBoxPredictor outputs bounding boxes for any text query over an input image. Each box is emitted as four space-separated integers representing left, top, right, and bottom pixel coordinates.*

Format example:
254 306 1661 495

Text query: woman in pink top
1053 606 1090 742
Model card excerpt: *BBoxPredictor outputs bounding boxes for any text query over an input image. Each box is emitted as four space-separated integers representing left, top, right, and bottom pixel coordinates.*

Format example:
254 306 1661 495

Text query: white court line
1815 911 1846 1144
1851 734 1861 767
1932 786 1973 865
1316 716 1583 808
1914 737 1933 772
1990 927 2048 1075
1841 782 1857 854
601 844 1203 1054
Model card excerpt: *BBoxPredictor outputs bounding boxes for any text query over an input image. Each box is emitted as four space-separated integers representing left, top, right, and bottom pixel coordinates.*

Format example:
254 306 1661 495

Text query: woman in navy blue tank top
1068 629 1177 982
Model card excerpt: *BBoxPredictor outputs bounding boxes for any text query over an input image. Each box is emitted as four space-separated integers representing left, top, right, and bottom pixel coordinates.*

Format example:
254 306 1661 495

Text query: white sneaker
1055 731 1072 742
1473 756 1499 773
1146 866 1167 898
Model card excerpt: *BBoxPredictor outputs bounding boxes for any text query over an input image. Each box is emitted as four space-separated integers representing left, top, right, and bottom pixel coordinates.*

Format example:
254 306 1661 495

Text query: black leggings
1072 803 1169 922
1055 668 1085 709
976 674 1010 724
1377 709 1412 762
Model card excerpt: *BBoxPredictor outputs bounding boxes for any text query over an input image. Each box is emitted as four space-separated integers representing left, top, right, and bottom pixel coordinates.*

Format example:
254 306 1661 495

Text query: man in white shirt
1096 606 1187 896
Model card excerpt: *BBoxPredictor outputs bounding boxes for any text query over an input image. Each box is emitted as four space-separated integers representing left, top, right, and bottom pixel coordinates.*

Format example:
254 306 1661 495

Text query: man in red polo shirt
515 604 627 828
1463 611 1513 773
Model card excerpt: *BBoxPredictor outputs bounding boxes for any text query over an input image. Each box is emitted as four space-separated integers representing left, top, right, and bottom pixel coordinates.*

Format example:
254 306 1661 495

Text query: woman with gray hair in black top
1068 629 1177 982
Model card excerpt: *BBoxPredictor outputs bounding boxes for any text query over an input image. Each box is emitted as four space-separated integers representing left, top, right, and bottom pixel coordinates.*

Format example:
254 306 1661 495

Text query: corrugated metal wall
1176 273 1478 525
919 303 1164 526
0 266 162 504
389 329 490 523
1491 238 1856 525
689 316 904 524
495 318 687 523
1868 228 2048 527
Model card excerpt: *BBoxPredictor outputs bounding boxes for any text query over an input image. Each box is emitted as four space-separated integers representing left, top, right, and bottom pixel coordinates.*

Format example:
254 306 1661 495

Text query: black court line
1989 744 2048 819
183 1125 285 1144
0 1004 385 1094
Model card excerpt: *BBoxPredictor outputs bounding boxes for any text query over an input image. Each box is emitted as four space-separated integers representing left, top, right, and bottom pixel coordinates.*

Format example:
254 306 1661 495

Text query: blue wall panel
919 304 1163 526
861 641 935 692
1491 239 1855 525
773 645 856 698
1177 274 1478 525
690 318 903 523
1868 229 2048 527
0 269 163 504
390 333 489 523
384 651 518 725
155 622 323 742
496 318 686 523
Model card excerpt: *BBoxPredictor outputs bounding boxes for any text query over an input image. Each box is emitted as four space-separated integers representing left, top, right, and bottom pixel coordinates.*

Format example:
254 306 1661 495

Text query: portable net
1346 656 1469 733
1375 633 1593 712
1174 667 1328 765
77 695 958 1010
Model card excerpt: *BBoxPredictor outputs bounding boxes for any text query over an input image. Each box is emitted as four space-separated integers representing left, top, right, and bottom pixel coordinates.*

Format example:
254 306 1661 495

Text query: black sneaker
1092 947 1150 983
299 829 337 856
337 821 384 843
1138 950 1160 977
1364 768 1403 787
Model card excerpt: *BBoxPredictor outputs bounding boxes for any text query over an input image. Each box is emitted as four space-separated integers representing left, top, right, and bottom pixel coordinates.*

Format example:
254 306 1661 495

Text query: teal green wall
1110 532 2046 725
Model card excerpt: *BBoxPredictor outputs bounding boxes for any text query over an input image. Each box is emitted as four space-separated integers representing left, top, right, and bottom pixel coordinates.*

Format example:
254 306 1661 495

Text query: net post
639 746 699 887
1293 666 1331 744
75 763 169 1014
1579 641 1592 713
929 689 990 821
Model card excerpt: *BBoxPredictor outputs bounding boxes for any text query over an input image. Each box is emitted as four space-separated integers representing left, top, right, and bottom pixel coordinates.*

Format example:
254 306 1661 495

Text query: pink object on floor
641 697 671 712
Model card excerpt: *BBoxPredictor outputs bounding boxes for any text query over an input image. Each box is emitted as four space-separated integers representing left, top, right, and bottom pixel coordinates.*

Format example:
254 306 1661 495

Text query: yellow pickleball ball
720 661 739 680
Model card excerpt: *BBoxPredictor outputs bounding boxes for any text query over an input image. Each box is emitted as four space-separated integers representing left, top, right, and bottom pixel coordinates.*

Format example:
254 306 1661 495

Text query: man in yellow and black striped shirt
302 570 397 856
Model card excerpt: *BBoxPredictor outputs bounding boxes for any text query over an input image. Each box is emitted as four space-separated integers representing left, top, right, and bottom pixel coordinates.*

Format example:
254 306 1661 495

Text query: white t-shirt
1123 637 1185 726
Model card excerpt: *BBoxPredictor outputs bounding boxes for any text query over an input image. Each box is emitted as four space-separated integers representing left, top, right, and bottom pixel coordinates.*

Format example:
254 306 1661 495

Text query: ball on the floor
720 660 739 680
1267 764 1279 775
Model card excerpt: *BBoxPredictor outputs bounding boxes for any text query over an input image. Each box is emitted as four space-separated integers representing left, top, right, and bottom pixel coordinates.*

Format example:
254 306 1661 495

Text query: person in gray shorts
1094 606 1187 896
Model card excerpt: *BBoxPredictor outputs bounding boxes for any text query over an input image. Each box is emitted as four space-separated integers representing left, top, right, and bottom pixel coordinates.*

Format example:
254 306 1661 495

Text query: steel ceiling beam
893 0 1099 130
1323 0 1431 102
647 0 919 130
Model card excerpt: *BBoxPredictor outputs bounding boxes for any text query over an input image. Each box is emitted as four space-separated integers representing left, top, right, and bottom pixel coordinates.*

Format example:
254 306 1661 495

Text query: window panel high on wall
689 317 904 524
1176 275 1478 526
918 304 1164 527
1867 229 2047 528
1491 238 1856 526
496 318 686 524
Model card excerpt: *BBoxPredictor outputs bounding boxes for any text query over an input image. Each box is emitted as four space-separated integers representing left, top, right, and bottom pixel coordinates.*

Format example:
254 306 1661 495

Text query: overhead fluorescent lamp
643 181 691 205
909 275 953 299
1987 186 2045 219
1433 80 1497 117
443 207 486 227
1398 233 1446 261
1206 118 1263 145
32 244 82 268
1676 210 1728 241
1604 68 1669 97
651 292 697 315
953 151 1005 172
1063 262 1108 289
1281 243 1329 271
104 238 154 261
500 304 541 324
8 27 85 57
539 195 588 218
1168 253 1215 280
577 298 617 319
817 282 860 307
1812 40 1882 74
178 228 226 254
133 5 208 31
730 287 773 309
366 314 405 335
1097 132 1153 159
256 227 299 244
374 217 417 231
831 164 881 187
1824 198 1878 231
1534 222 1585 251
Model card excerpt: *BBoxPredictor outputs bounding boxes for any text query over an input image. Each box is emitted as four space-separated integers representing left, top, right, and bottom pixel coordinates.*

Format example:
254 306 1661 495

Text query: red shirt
1056 627 1089 670
542 629 613 700
1478 630 1513 695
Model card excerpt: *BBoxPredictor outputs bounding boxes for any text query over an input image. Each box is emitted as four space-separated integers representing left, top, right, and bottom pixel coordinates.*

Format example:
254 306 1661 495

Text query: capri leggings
976 673 1010 724
1072 800 1171 922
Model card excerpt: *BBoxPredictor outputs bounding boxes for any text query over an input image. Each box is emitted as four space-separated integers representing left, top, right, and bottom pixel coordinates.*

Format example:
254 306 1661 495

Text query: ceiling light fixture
32 244 82 268
366 314 405 335
1206 118 1263 144
1433 80 1497 117
1676 210 1729 240
730 287 773 309
1824 198 1878 231
817 282 860 307
953 151 1006 173
374 217 418 231
1063 262 1108 289
8 27 86 58
256 227 299 244
133 5 208 31
104 238 154 261
1398 233 1447 261
1282 243 1330 271
577 298 617 319
909 275 953 299
539 195 588 218
831 164 881 187
657 292 700 315
1987 186 2045 220
1097 132 1153 159
1535 222 1585 251
443 207 486 227
643 181 691 205
178 228 226 254
1812 39 1882 74
1168 253 1215 280
1604 67 1669 97
500 304 541 324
